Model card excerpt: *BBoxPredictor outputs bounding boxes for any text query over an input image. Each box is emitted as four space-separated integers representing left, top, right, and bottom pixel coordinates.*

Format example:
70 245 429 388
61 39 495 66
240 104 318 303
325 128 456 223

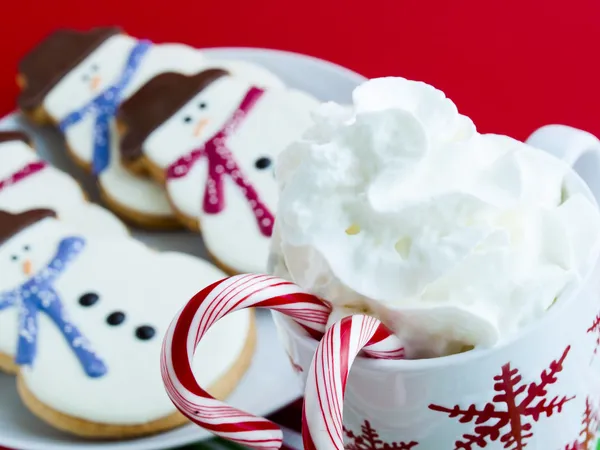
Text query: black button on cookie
135 325 156 341
106 311 126 326
78 292 99 307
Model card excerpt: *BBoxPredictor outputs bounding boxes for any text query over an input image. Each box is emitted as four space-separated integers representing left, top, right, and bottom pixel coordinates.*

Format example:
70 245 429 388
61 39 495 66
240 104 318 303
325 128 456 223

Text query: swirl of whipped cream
272 77 600 358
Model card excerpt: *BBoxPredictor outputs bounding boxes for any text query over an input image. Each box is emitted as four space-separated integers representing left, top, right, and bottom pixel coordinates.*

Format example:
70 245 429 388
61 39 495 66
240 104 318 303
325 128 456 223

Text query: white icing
44 37 210 120
44 36 212 218
0 218 251 424
273 77 600 358
143 75 319 272
42 34 290 219
0 139 127 236
98 128 173 215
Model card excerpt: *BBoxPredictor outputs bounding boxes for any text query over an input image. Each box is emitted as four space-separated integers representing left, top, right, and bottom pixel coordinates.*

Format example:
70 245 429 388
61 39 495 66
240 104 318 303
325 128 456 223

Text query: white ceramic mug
161 125 600 450
274 298 600 449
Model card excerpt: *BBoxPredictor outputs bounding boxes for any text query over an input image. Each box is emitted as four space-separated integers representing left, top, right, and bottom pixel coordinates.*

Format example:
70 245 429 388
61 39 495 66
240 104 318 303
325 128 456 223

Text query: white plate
0 47 366 450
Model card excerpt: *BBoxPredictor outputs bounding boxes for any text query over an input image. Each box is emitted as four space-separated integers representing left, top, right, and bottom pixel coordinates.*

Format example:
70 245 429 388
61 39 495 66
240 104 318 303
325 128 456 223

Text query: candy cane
302 315 385 450
161 274 405 449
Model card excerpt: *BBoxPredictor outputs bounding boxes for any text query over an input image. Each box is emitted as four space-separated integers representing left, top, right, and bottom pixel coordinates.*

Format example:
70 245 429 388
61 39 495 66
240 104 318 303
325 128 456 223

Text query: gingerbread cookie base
18 100 182 231
17 312 257 440
207 248 241 276
119 155 199 232
97 184 182 231
61 143 182 231
18 379 187 440
125 154 199 231
16 74 54 127
0 351 18 375
1 133 131 237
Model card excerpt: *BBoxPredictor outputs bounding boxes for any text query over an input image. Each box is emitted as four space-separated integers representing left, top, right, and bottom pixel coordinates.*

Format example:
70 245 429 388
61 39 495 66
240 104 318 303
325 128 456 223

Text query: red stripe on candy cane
360 328 406 359
161 275 406 449
162 274 329 449
302 315 384 450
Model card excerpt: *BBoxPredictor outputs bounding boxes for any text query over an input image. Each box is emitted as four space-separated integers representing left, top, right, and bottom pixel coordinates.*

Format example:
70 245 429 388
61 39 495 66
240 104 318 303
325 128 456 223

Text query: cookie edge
16 310 257 439
0 351 18 374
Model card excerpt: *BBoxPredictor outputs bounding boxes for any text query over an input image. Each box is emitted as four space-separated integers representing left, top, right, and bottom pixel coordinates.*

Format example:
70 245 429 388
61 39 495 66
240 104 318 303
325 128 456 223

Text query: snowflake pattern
587 314 600 363
0 161 47 192
562 397 600 450
166 86 274 237
429 346 574 450
344 420 419 450
59 41 151 175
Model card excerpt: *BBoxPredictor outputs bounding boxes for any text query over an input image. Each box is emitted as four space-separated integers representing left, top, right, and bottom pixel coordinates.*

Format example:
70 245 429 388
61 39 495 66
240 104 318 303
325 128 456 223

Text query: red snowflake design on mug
344 421 418 450
586 313 600 363
562 396 600 450
429 346 574 450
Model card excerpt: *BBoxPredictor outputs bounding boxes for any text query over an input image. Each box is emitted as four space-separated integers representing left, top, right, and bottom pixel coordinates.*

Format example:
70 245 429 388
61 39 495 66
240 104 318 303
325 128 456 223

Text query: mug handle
300 125 600 450
160 274 403 449
526 124 600 202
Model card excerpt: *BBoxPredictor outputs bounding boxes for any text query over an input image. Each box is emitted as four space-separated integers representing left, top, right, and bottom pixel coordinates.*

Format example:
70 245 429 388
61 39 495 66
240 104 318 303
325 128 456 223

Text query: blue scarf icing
59 40 151 175
0 237 107 378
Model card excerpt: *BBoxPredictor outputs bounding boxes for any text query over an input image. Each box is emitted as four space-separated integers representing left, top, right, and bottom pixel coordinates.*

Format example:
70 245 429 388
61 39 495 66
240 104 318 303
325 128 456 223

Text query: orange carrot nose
193 118 209 137
22 259 33 276
89 75 102 92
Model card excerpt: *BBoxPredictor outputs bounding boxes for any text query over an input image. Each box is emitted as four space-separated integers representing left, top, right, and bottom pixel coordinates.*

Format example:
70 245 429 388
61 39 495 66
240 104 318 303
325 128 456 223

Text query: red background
0 5 597 449
0 0 599 141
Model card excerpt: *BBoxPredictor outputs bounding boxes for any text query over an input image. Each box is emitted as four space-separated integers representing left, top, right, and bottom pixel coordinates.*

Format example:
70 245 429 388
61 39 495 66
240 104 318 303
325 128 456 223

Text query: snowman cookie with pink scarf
17 27 283 229
117 69 320 273
0 131 127 237
0 208 254 438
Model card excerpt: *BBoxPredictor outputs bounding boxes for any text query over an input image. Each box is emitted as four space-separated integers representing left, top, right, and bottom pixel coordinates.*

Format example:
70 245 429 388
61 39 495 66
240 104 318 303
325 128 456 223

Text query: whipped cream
270 77 600 358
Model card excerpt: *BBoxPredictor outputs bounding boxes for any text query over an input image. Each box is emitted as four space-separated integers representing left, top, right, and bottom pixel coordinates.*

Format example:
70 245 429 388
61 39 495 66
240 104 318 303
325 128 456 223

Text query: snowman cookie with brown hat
117 68 320 273
0 208 255 438
0 130 127 237
17 27 284 229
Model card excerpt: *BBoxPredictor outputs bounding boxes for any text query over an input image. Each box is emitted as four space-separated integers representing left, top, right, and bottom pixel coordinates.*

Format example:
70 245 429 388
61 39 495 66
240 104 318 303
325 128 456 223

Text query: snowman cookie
117 69 320 273
16 27 210 229
17 28 286 230
0 209 255 438
0 131 128 242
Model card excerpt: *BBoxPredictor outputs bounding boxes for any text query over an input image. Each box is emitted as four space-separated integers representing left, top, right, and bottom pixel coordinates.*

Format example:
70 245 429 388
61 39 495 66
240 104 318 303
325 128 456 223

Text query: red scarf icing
0 161 48 192
166 87 274 237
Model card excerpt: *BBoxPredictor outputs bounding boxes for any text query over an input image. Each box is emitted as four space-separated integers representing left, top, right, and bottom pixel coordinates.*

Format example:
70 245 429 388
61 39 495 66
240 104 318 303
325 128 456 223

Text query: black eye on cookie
10 244 32 262
81 64 99 82
182 102 208 124
255 157 272 170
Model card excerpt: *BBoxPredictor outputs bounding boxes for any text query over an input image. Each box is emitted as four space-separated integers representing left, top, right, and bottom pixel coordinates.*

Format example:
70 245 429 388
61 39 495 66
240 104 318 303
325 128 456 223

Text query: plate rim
200 45 368 84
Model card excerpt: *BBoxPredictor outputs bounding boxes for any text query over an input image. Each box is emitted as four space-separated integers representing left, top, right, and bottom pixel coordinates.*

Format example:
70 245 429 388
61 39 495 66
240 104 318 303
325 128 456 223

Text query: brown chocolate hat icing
0 209 57 246
0 131 31 146
118 69 228 162
18 27 122 111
